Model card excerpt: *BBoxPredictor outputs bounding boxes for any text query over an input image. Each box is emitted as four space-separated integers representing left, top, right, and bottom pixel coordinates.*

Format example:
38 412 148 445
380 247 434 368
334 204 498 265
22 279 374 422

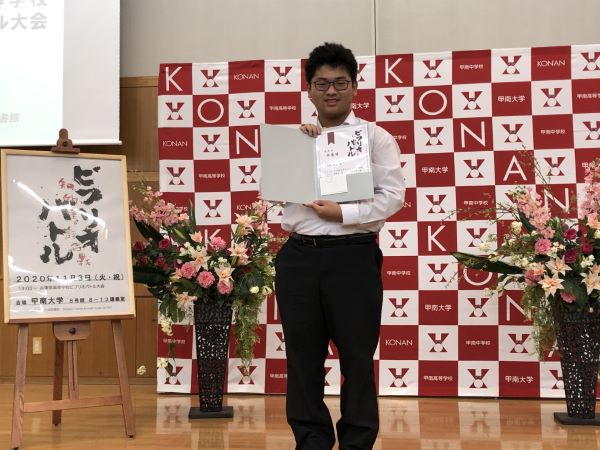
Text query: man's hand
300 124 322 137
304 200 343 222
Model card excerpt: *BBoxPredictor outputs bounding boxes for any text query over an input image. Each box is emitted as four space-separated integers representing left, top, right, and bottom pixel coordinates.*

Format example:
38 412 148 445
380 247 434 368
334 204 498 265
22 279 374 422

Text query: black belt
289 232 376 247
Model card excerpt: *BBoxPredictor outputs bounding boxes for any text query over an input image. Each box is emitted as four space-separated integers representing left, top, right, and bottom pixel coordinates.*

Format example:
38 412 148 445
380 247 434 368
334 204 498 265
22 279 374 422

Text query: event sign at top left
1 149 136 323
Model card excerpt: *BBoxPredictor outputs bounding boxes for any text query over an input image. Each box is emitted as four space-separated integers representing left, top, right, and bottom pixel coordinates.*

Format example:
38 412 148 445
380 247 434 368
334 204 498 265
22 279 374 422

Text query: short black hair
305 42 358 84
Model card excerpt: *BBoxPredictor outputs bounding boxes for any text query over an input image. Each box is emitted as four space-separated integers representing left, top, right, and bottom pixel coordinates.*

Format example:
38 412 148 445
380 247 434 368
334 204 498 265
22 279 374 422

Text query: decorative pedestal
554 307 600 425
189 300 234 419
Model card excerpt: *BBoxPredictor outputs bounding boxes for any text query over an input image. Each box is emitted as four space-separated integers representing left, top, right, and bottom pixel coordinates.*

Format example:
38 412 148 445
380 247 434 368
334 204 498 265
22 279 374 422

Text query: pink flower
133 241 145 252
229 242 249 265
588 212 600 229
513 188 552 237
210 236 227 251
560 291 576 303
158 238 171 250
190 232 203 243
197 271 215 288
217 280 233 295
180 262 197 279
534 238 552 255
582 242 594 254
563 228 577 240
564 248 578 264
524 269 542 286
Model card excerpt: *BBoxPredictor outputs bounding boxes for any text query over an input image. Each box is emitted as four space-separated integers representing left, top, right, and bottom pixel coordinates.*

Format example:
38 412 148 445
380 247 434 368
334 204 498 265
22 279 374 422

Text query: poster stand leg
9 320 136 449
10 325 28 450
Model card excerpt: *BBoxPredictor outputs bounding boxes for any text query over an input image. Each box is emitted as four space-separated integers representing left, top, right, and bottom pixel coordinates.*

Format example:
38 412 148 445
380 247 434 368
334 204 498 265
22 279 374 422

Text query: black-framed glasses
312 79 353 91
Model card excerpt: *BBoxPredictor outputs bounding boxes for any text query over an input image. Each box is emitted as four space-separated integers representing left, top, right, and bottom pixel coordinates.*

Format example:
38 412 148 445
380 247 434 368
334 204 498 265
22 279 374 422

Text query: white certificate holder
259 123 374 204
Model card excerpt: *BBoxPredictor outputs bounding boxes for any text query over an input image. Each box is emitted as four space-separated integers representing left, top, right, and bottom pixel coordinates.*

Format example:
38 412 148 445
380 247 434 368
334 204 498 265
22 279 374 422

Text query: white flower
539 273 564 297
176 292 197 309
188 246 211 271
581 272 600 294
215 264 234 285
595 229 600 239
520 257 529 268
179 243 192 257
483 288 494 296
479 242 490 252
159 317 173 336
510 221 522 234
250 286 260 294
581 256 595 269
136 365 147 375
261 286 273 296
157 358 168 369
546 257 571 276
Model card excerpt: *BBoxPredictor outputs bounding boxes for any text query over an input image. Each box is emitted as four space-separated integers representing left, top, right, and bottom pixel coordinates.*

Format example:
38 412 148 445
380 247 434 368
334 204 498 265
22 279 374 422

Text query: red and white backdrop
156 44 600 398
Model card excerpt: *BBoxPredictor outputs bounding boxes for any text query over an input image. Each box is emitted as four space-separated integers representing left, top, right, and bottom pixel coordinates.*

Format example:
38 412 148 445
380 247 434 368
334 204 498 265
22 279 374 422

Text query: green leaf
451 252 523 274
518 210 535 233
561 277 589 308
168 226 188 244
176 277 196 291
133 219 164 242
132 265 169 286
188 200 196 230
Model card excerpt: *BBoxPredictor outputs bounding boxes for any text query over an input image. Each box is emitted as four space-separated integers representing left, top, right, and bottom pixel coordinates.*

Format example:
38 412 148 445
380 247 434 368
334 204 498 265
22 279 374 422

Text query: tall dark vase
553 306 600 425
188 300 234 419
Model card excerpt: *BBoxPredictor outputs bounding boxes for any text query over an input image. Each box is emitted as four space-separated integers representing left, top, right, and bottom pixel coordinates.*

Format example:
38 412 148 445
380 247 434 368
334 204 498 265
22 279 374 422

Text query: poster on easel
1 149 136 323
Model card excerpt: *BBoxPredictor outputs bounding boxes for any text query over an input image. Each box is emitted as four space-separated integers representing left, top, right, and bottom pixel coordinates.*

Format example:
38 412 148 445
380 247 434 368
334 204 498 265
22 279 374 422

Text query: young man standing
274 43 406 450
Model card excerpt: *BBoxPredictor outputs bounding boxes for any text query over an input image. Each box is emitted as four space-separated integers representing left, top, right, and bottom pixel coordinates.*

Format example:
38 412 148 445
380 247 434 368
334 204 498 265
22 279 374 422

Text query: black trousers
275 236 384 450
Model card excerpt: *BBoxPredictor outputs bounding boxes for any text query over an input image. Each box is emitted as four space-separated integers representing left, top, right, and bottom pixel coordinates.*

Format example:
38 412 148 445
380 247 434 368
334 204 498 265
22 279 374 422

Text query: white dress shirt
281 111 406 235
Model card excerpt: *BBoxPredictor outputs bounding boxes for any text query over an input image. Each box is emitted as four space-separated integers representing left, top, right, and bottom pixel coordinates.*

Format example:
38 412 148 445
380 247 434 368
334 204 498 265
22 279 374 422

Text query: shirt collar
317 110 359 128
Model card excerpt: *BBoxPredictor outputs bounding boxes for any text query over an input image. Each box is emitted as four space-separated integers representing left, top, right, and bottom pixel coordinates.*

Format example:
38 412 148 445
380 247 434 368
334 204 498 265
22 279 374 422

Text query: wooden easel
10 320 136 449
8 130 136 448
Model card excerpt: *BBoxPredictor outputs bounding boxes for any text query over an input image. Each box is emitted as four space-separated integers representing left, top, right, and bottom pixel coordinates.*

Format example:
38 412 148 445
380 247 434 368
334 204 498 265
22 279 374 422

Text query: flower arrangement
452 157 600 356
129 186 276 374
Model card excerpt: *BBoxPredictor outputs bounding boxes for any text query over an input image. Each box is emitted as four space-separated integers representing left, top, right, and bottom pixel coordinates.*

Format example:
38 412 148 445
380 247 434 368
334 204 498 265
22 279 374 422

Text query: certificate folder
259 123 374 204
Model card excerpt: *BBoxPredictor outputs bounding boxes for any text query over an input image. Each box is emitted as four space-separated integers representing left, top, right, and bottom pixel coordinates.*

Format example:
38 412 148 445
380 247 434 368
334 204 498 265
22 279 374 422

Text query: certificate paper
260 123 374 204
315 125 371 179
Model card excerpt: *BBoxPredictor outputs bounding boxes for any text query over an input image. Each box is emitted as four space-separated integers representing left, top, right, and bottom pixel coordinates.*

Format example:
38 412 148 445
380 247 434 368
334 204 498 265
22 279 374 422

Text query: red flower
582 242 594 255
563 228 577 240
133 241 145 252
564 248 578 264
158 238 171 250
156 256 168 270
139 255 149 265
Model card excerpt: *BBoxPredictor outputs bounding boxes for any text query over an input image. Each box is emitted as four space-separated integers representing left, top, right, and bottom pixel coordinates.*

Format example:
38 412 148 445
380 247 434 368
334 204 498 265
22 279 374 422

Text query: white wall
121 0 375 77
121 0 600 77
376 0 600 54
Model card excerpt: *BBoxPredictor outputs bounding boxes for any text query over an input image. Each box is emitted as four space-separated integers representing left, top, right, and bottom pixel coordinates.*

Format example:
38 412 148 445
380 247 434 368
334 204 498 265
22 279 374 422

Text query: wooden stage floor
0 382 598 449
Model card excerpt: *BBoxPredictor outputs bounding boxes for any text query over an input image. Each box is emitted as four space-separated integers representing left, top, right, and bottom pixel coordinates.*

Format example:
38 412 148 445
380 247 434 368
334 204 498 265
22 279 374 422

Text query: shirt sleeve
340 125 406 227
